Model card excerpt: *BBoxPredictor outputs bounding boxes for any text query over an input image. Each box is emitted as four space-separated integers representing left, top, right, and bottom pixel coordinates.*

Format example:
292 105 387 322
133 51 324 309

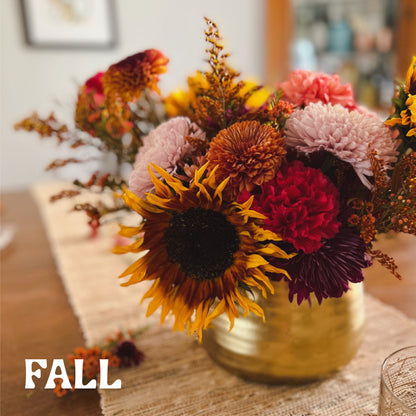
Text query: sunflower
385 56 416 148
405 56 416 95
114 164 292 340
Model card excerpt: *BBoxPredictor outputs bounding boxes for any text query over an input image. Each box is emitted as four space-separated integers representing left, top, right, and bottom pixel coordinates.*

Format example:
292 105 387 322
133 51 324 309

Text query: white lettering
25 359 47 389
99 359 121 389
24 359 122 390
74 359 97 389
44 359 72 389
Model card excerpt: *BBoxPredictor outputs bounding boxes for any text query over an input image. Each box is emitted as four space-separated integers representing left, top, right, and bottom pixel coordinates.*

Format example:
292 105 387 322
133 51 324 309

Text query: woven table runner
31 182 416 416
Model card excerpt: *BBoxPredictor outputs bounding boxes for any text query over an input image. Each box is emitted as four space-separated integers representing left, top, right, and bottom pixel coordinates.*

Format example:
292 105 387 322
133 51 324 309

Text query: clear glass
378 346 416 415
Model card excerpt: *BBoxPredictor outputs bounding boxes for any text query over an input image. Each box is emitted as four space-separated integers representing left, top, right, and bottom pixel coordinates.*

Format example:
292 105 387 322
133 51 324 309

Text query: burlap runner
31 182 416 416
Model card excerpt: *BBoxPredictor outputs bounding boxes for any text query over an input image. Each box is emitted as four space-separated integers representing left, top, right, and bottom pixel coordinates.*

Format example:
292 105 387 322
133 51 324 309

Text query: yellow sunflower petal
122 190 164 215
150 163 188 194
205 165 219 189
118 224 144 238
193 162 210 185
242 276 268 297
246 254 269 268
247 269 274 295
259 244 297 259
147 165 173 197
238 195 254 211
407 127 416 136
234 289 265 321
385 117 402 127
254 228 281 242
263 263 292 280
205 298 226 328
213 176 230 205
405 56 416 92
239 209 267 220
112 237 144 254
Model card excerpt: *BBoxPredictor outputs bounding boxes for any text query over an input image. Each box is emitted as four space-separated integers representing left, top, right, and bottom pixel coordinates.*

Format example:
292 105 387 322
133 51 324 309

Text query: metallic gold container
203 280 364 383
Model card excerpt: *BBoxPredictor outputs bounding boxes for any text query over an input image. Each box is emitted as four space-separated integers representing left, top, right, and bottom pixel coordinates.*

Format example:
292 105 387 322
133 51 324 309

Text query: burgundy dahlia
248 161 341 254
271 228 372 304
115 340 144 368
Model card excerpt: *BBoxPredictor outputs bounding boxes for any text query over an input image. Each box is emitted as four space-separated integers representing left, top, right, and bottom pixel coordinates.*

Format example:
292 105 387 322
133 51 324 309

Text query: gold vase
203 280 364 383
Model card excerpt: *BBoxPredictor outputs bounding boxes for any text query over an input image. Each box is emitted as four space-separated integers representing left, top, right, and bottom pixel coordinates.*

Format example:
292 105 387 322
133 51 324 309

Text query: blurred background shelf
266 0 416 112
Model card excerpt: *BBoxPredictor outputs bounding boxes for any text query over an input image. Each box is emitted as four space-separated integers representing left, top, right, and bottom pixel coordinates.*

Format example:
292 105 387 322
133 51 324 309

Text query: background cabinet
266 0 416 111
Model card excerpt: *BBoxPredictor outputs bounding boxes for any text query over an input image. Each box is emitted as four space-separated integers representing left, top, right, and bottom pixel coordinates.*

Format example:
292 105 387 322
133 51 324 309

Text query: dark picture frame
20 0 117 49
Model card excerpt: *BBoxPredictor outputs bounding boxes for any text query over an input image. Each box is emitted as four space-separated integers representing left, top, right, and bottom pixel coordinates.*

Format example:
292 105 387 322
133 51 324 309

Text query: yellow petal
240 209 266 220
205 298 226 328
112 237 144 254
407 127 416 136
238 195 254 211
385 117 402 127
405 56 416 91
150 163 188 194
118 224 143 237
206 165 219 189
213 176 230 204
263 264 292 280
148 165 172 197
193 162 210 184
246 254 269 268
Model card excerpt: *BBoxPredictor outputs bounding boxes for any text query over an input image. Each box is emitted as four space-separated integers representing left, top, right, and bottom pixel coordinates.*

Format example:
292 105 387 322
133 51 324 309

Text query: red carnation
249 161 341 253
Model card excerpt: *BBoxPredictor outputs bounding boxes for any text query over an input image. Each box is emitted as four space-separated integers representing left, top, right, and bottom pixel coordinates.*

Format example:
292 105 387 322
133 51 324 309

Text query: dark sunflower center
165 207 240 281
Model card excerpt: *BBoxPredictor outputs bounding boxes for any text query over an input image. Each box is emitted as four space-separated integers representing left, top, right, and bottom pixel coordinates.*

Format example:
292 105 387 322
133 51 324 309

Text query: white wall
0 0 265 192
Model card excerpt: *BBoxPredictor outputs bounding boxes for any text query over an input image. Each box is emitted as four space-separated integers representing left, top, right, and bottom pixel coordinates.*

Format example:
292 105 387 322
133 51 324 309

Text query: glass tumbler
378 346 416 415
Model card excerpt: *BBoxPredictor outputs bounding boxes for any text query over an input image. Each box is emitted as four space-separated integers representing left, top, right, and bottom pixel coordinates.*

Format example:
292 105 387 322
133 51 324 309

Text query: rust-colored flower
75 74 134 141
103 49 168 104
207 121 286 199
348 214 360 226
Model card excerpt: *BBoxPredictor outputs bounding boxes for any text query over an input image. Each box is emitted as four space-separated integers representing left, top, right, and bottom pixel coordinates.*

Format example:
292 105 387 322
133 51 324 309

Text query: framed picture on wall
20 0 117 49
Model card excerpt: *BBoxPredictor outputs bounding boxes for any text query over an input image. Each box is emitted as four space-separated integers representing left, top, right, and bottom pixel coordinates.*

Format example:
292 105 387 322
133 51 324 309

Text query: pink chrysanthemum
242 161 340 254
284 103 399 188
277 70 356 110
129 117 205 197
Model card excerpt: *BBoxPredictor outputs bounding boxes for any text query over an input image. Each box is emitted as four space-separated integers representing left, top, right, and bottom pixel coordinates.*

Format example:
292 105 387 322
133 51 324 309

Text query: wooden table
1 192 102 416
1 191 415 416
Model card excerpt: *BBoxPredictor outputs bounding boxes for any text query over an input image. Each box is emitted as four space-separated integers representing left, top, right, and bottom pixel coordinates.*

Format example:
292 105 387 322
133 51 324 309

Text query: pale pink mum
129 117 205 197
284 103 399 188
278 70 356 110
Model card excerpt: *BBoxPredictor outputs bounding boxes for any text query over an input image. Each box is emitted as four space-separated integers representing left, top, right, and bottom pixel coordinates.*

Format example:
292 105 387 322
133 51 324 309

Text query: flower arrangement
17 18 416 342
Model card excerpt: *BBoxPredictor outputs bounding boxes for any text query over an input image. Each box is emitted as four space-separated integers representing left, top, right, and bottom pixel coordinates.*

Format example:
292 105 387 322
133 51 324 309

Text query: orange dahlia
103 49 168 104
207 121 286 199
